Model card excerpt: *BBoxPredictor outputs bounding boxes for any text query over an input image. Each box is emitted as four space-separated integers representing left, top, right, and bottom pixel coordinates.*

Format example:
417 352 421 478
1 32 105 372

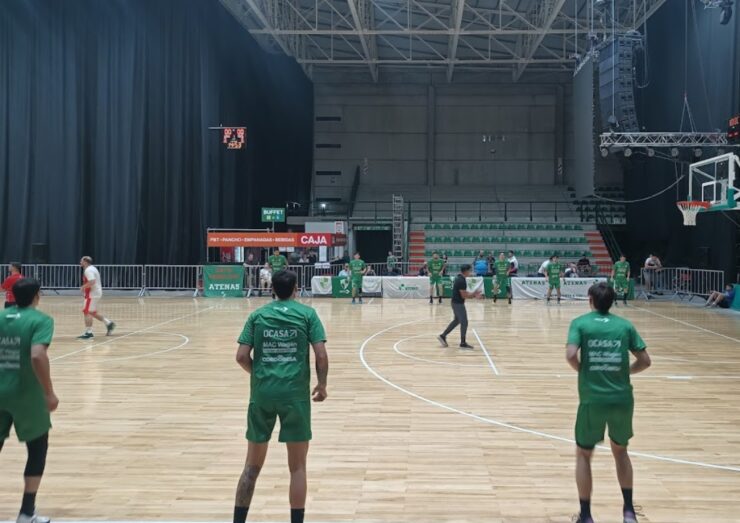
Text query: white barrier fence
639 267 724 300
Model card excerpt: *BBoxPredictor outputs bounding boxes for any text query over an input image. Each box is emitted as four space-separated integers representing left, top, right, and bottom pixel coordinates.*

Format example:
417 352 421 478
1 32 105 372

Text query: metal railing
639 267 724 300
143 265 202 296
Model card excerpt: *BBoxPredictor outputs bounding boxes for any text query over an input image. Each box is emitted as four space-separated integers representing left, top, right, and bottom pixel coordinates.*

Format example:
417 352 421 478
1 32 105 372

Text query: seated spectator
577 253 592 275
338 264 350 278
564 262 579 278
366 267 376 276
705 284 736 308
537 257 551 277
473 251 488 277
258 263 272 297
418 263 429 277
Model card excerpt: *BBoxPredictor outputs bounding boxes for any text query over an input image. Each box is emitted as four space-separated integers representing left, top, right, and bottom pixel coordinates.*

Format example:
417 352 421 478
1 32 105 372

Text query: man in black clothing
438 264 481 350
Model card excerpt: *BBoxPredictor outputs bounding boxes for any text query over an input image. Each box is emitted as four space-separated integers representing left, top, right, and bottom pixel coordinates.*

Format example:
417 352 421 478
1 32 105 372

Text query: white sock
85 328 93 334
104 318 111 326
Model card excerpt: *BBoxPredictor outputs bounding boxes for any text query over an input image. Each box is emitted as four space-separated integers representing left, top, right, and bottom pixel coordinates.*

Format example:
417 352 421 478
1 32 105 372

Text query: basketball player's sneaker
351 298 356 304
429 297 433 304
623 295 628 306
459 342 474 350
438 296 442 304
106 321 116 336
359 298 363 304
508 296 512 304
623 508 638 523
493 295 497 303
17 513 50 523
77 332 93 339
572 515 594 523
437 335 448 348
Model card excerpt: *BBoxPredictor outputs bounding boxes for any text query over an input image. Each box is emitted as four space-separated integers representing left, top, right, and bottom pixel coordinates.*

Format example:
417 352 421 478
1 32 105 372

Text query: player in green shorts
0 278 59 523
546 254 563 304
267 249 289 300
234 270 329 523
428 252 446 304
566 282 651 523
349 252 367 304
493 252 512 305
611 255 631 306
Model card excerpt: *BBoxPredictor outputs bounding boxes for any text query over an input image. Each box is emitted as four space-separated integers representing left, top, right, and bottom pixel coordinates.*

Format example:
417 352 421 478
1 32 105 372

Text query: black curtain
622 0 739 279
0 0 313 264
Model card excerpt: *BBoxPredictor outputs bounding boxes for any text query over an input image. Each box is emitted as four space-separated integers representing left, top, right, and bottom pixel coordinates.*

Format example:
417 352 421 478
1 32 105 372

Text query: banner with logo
312 276 333 295
331 277 352 298
443 276 485 298
203 265 244 297
511 277 606 300
207 232 337 248
382 277 428 299
362 276 382 295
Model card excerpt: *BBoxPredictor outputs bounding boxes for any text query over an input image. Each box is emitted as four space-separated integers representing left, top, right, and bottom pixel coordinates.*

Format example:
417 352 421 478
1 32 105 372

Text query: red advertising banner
207 232 337 248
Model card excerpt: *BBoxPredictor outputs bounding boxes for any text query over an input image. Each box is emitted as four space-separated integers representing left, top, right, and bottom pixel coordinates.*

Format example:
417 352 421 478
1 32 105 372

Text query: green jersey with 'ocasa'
494 260 510 281
428 258 445 277
268 254 288 272
0 307 54 402
567 311 646 404
239 300 326 402
349 259 366 279
614 261 630 281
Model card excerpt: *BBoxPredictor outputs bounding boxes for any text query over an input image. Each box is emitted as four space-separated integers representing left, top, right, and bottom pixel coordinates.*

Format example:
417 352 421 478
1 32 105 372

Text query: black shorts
718 299 730 309
4 302 15 309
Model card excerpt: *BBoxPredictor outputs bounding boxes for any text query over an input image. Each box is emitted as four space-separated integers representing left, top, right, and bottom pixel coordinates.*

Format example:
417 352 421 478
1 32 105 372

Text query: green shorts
575 400 634 449
549 279 561 289
246 399 311 443
614 279 629 294
429 275 442 286
495 278 509 292
351 277 363 291
0 396 51 442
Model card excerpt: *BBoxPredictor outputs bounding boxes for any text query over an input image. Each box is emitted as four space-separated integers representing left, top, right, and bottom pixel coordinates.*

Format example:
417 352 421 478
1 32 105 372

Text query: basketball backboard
687 152 740 211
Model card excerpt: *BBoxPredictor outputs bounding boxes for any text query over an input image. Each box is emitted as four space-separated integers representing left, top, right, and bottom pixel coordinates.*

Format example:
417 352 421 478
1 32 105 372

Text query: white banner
511 277 606 300
363 276 382 294
382 277 430 299
312 276 332 295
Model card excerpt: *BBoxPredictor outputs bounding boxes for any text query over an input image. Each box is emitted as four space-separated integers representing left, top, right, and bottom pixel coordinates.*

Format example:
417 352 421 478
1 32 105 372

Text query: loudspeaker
30 243 48 264
597 33 642 132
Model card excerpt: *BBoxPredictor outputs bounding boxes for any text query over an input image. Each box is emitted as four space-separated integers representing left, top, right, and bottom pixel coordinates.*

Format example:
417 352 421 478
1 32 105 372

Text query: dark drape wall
0 0 313 264
621 1 739 279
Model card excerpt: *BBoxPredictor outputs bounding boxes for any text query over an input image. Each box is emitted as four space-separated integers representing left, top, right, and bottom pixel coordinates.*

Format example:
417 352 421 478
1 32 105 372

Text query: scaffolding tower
392 194 404 260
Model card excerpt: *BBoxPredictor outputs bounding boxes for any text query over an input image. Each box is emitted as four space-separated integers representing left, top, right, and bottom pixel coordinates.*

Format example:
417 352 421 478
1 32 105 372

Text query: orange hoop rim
676 200 711 210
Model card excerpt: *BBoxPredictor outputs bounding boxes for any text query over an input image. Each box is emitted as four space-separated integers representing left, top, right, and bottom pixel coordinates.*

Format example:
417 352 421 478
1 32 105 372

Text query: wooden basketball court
1 296 739 523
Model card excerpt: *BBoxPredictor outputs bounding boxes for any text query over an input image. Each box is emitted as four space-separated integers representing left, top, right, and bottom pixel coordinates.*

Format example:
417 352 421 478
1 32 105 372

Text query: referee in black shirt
438 264 481 349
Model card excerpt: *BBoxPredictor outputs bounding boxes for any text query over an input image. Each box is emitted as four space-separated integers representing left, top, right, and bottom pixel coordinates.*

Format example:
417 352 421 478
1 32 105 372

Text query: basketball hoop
676 201 710 226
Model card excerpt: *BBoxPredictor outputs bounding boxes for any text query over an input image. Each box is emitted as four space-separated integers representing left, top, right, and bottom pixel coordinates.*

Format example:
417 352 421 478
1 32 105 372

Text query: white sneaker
17 514 50 523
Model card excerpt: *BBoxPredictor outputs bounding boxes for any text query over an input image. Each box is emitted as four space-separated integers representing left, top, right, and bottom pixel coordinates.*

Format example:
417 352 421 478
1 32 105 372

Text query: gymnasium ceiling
220 0 669 81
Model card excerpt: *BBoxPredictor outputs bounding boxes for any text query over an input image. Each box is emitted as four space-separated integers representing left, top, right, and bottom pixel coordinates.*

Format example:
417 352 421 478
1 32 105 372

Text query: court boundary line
51 306 216 362
359 320 740 473
53 332 190 364
631 305 740 344
393 334 486 368
472 328 500 375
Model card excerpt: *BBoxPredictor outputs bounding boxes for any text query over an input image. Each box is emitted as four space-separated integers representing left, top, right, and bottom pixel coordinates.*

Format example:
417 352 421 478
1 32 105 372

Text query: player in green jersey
234 270 329 523
348 253 367 304
267 249 289 300
428 252 447 304
493 252 512 305
0 278 59 523
611 255 631 306
386 251 397 275
546 255 563 304
566 282 651 523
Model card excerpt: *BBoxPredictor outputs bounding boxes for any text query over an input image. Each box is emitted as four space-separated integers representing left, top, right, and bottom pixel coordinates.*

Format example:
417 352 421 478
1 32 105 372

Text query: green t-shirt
546 262 562 284
386 255 397 269
349 259 366 279
614 261 630 281
268 254 288 272
0 307 54 402
238 300 326 401
494 259 510 281
428 258 445 277
567 311 646 404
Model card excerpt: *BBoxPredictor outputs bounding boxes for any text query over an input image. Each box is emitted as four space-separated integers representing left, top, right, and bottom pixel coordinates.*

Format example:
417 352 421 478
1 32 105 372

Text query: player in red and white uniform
78 256 115 339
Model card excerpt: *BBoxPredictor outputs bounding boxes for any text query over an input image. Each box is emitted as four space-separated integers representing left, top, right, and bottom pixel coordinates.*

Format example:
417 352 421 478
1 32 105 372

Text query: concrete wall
313 71 622 202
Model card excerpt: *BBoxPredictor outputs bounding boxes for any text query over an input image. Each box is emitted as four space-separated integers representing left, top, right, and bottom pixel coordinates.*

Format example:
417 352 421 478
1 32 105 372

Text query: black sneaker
493 295 497 303
437 335 448 348
438 297 442 304
429 297 433 304
572 515 595 523
77 332 93 340
106 322 116 336
508 297 512 304
459 342 474 350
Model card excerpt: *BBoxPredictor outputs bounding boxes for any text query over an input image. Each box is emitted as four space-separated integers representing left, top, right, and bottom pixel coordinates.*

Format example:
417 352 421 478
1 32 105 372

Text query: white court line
631 305 740 344
393 334 485 368
472 328 499 375
367 298 375 305
51 306 215 362
54 332 190 364
359 320 740 473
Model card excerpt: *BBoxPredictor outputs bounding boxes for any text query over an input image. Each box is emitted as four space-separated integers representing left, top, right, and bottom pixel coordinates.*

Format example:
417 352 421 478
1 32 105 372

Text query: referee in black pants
438 264 481 350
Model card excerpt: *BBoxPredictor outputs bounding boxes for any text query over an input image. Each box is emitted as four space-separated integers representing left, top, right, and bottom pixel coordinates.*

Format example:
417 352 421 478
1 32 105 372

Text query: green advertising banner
261 207 285 223
203 265 244 297
331 277 352 298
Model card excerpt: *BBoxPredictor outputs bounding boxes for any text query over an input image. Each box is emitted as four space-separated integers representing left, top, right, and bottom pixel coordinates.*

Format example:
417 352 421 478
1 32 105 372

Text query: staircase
585 230 613 272
408 230 426 274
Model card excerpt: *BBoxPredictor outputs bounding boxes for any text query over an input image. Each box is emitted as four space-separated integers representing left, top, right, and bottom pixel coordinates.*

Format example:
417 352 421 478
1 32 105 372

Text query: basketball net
676 201 710 226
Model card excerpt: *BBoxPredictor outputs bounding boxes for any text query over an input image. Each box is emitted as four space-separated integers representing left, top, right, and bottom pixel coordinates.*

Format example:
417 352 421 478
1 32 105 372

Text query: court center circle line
393 334 485 368
54 332 190 364
359 320 740 473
